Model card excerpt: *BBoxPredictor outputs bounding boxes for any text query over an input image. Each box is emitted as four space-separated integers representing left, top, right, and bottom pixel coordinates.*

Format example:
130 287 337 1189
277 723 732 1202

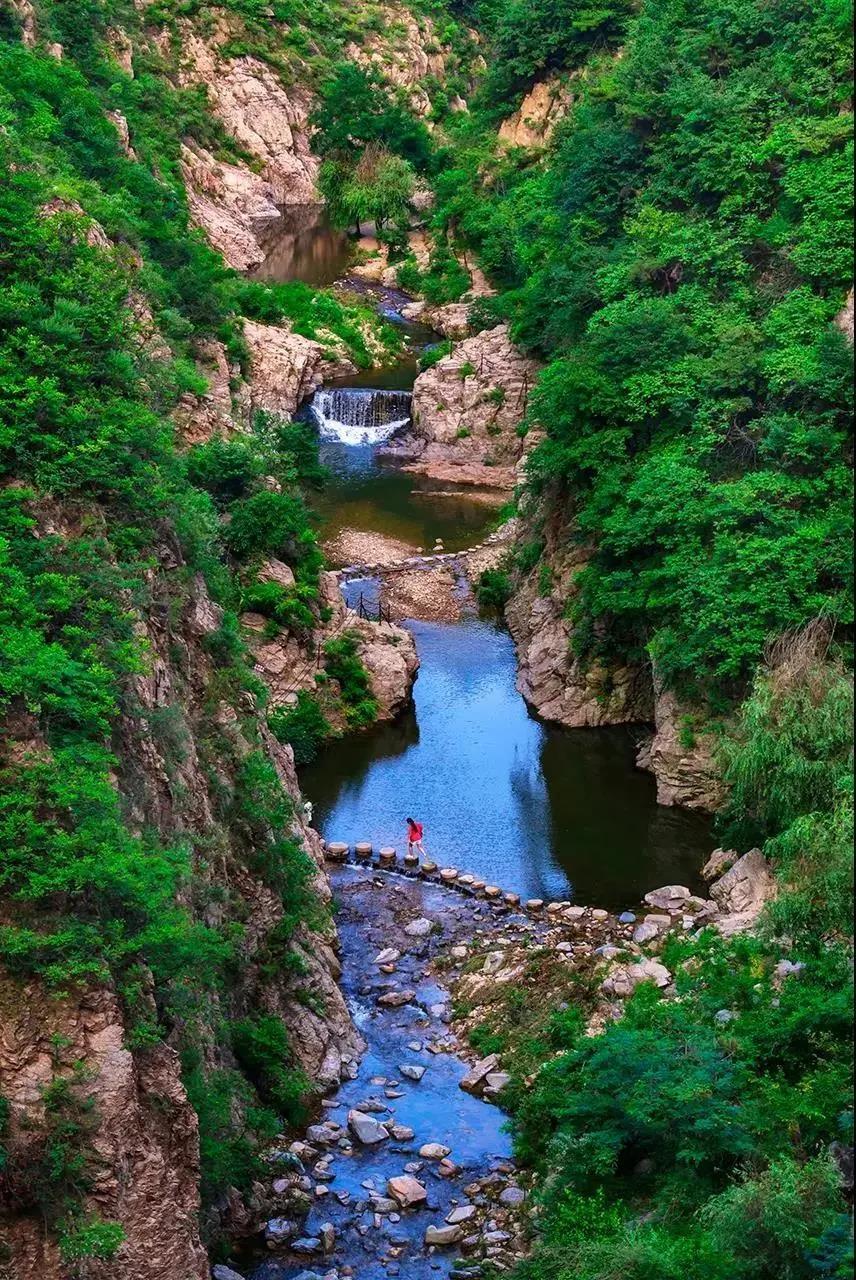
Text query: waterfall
308 388 412 445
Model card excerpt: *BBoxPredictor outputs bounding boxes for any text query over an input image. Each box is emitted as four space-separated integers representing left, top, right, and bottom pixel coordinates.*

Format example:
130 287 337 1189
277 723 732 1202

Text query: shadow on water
313 440 498 554
250 204 353 286
303 619 712 910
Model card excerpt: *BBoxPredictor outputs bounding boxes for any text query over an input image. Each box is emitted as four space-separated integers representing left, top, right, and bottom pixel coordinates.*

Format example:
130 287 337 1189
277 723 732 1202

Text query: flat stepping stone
325 842 349 862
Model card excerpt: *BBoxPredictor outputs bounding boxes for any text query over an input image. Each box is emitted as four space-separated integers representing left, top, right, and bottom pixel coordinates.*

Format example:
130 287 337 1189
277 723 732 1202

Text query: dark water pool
251 205 353 286
314 440 497 555
303 618 712 910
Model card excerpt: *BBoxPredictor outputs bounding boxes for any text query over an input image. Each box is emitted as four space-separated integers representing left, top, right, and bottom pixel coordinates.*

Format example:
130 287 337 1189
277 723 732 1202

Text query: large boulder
407 325 540 487
388 1175 428 1208
347 1110 389 1145
709 849 777 935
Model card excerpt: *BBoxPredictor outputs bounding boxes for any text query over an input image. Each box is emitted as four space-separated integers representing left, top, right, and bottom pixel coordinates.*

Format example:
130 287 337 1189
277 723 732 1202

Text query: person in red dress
406 817 425 855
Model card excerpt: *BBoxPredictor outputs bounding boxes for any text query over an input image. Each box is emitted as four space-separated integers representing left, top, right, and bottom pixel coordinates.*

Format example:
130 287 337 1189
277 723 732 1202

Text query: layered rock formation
505 522 723 810
0 982 209 1280
635 677 725 811
401 325 540 487
506 540 653 728
248 571 419 724
176 29 320 268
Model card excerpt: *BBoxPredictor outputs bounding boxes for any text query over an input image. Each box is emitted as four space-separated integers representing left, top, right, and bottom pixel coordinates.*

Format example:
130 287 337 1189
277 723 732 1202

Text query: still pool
303 617 712 910
313 440 498 555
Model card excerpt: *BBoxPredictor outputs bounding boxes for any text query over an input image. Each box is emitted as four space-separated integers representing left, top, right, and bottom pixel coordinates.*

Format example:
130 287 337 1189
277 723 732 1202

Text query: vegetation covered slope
0 4 389 1264
419 0 853 696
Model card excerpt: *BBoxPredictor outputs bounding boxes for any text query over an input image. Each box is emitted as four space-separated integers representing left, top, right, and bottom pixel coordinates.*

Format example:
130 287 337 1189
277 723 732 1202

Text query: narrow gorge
0 2 852 1280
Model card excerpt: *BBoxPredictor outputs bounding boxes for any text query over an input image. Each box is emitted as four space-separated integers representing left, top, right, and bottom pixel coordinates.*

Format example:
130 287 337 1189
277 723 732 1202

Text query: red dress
408 823 423 842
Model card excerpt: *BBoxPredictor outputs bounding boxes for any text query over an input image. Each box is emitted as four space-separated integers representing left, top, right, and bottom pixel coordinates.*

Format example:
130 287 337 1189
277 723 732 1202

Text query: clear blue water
303 617 711 910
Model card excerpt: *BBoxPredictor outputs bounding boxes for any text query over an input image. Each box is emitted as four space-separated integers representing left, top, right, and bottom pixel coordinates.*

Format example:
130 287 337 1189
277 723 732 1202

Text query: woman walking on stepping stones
406 817 425 855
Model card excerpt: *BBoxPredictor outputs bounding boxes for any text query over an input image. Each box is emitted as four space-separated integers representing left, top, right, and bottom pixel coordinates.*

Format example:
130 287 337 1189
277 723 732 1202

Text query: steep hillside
0 4 421 1273
406 0 853 803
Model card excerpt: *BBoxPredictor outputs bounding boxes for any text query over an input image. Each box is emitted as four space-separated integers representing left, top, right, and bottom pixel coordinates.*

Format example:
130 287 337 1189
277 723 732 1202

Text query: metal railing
356 592 393 625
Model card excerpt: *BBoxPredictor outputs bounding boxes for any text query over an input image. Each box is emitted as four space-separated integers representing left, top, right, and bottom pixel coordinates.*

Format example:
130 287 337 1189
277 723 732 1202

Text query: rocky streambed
234 866 531 1280
223 839 775 1280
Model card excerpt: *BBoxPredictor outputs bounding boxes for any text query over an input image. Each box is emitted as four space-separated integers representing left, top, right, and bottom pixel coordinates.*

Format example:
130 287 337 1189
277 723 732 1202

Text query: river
234 215 712 1280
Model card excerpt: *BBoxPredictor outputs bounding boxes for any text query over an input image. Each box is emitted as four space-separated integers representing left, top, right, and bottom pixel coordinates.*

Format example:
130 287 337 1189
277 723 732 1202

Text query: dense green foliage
508 928 853 1280
429 1 855 1276
427 0 854 702
0 3 387 1245
269 690 333 765
476 566 513 611
720 629 854 941
323 631 380 726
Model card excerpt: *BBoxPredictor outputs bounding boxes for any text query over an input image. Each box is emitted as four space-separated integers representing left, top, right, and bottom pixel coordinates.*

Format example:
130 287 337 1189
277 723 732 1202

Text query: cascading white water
309 388 412 445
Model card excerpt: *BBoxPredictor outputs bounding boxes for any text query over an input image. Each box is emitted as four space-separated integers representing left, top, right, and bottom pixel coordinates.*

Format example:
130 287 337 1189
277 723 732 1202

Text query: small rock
291 1237 322 1254
425 1223 464 1247
419 1142 451 1160
213 1268 246 1280
446 1204 477 1224
265 1217 298 1244
460 1054 500 1095
388 1175 428 1208
375 948 401 965
390 1124 415 1141
644 885 692 912
618 911 637 924
400 1063 427 1082
405 917 434 938
378 990 416 1007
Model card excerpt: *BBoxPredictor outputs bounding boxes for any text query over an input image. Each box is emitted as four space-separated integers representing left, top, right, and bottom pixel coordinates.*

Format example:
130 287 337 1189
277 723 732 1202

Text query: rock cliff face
180 140 284 273
505 521 723 811
0 981 209 1280
175 28 320 269
249 571 419 724
404 325 540 487
173 338 248 445
635 676 725 812
241 319 387 419
506 539 653 728
345 7 477 119
498 78 571 149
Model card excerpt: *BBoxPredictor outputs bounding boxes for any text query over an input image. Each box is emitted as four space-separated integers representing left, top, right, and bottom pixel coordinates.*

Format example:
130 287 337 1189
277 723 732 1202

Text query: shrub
231 1015 311 1128
224 491 319 573
477 568 512 611
269 691 332 765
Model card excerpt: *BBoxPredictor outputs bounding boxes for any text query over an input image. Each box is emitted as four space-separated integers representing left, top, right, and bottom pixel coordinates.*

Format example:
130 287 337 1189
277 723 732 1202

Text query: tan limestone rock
499 77 571 149
409 325 539 480
637 675 724 811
